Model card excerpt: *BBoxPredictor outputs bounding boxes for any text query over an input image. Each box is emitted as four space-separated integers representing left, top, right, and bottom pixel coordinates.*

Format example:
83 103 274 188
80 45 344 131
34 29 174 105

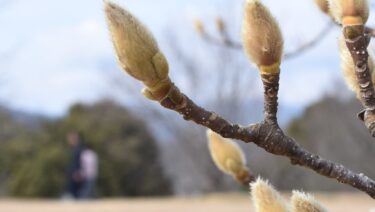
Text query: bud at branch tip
104 0 171 101
330 0 369 26
242 0 284 74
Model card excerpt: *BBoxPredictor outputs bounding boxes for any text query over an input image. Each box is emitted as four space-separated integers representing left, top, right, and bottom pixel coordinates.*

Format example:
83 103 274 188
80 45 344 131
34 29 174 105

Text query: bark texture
344 26 375 137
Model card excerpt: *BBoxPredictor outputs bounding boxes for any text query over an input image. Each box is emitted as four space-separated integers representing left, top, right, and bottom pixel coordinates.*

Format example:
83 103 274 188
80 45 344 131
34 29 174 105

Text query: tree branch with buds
104 0 375 199
332 0 375 137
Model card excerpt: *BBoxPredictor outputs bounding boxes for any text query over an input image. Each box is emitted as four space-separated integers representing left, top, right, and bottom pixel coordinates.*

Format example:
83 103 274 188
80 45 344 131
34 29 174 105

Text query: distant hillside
8 109 43 129
0 105 43 125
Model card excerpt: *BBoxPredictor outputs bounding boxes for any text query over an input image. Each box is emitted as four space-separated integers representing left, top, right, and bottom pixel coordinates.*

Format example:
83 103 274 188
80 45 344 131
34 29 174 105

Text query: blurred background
0 0 374 210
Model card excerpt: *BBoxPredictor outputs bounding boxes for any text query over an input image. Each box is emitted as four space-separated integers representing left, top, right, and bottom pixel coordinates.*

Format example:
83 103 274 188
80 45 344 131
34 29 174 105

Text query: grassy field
0 193 374 212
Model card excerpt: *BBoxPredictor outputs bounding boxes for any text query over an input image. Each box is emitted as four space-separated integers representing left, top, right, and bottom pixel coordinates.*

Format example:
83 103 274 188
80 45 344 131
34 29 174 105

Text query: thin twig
200 20 375 60
199 21 334 59
284 22 334 58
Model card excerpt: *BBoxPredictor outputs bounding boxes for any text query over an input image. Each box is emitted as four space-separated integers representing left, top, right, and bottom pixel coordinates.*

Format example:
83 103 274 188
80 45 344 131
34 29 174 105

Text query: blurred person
64 132 84 199
79 144 98 199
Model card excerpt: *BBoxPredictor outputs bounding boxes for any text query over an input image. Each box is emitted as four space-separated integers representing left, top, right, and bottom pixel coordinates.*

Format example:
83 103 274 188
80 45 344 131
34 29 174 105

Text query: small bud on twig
206 130 252 184
330 0 369 26
215 17 225 33
242 0 284 74
250 178 289 212
291 191 327 212
314 0 329 14
104 1 171 101
193 19 206 35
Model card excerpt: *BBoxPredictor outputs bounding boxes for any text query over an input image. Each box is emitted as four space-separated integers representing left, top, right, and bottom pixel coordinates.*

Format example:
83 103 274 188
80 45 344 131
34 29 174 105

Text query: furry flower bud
250 178 289 212
105 1 171 100
206 130 248 178
194 19 205 35
242 0 283 74
291 191 327 212
330 0 369 25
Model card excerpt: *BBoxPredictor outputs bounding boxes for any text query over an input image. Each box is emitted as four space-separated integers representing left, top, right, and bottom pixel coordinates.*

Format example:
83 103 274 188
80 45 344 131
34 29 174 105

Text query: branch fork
104 1 375 199
155 78 375 198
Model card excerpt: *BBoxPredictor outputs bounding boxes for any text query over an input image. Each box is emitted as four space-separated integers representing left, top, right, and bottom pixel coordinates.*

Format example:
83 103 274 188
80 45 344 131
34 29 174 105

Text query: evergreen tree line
0 100 171 197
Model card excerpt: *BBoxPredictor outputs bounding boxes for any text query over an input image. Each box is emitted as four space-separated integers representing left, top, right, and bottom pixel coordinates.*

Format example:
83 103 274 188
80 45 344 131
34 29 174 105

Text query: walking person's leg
79 178 96 199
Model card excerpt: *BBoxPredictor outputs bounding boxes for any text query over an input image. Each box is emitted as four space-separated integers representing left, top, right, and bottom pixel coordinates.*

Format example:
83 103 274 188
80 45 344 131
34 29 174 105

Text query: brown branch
261 73 279 123
344 26 375 137
156 83 375 199
202 17 375 138
105 1 375 199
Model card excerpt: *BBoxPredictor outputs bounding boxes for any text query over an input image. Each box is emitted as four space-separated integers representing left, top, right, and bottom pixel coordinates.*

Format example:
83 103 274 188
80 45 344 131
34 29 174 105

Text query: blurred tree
62 101 171 197
0 100 171 197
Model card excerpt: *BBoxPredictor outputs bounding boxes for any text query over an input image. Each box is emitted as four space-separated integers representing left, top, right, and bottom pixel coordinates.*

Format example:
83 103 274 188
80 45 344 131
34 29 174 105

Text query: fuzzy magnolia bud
242 0 283 74
194 19 205 35
216 17 225 33
339 35 375 97
314 0 329 14
105 1 171 101
250 178 289 212
291 191 327 212
206 130 248 180
330 0 369 26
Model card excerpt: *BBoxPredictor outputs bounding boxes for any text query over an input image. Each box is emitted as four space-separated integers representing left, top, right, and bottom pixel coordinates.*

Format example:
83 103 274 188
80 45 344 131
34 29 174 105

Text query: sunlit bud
330 0 369 25
242 0 283 74
339 35 374 97
105 1 171 100
194 19 205 35
291 191 327 212
216 17 225 33
206 130 247 177
314 0 329 14
250 178 289 212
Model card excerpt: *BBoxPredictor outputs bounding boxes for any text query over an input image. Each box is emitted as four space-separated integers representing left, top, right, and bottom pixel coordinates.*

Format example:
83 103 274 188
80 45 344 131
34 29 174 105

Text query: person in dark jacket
65 132 84 199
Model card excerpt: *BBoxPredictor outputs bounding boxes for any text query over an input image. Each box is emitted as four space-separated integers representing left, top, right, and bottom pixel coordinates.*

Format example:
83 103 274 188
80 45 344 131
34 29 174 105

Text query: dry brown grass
0 192 374 212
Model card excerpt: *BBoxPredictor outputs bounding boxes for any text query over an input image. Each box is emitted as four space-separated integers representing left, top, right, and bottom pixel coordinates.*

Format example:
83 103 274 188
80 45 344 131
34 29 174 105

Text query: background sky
0 0 370 117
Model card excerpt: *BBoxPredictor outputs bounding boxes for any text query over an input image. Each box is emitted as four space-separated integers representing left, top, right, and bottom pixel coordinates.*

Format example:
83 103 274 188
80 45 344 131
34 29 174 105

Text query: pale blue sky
0 0 368 116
